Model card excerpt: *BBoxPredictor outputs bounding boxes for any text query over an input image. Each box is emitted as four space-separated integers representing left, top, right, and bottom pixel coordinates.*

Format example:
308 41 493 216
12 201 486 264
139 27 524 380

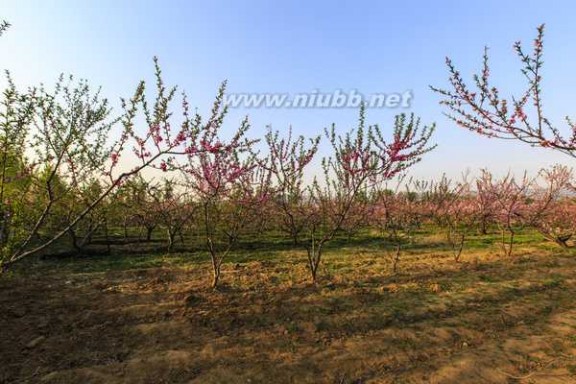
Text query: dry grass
1 234 576 383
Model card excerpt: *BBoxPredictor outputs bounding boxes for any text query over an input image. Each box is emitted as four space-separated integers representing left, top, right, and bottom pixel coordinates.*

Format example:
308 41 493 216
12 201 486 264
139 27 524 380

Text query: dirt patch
1 250 576 383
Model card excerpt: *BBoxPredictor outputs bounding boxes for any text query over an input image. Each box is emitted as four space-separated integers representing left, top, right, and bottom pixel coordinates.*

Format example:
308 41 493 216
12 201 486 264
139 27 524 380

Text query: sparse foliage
432 24 576 158
303 106 436 283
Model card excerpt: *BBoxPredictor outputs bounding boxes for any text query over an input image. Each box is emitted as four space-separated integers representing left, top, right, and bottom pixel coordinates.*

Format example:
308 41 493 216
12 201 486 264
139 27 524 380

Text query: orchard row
2 23 576 289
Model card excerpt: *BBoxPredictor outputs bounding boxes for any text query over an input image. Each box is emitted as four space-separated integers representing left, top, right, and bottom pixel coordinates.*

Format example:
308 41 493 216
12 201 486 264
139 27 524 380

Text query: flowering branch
432 24 576 158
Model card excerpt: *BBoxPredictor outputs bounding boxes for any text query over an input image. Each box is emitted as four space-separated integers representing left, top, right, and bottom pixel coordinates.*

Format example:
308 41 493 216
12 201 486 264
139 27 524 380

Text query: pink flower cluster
387 141 409 163
150 124 163 145
110 152 119 166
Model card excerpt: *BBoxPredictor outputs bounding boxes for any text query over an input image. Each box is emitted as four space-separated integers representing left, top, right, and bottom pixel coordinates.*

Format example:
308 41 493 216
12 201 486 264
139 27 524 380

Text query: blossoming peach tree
0 57 232 272
111 175 158 242
173 84 271 288
520 165 574 248
262 126 320 246
370 177 426 272
146 178 197 253
421 175 477 262
305 106 435 283
475 170 534 258
431 24 576 255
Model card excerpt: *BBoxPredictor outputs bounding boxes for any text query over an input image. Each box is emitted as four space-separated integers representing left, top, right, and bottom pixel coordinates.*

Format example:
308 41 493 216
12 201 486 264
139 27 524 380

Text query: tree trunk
210 254 222 289
306 241 323 285
69 228 81 253
478 216 488 235
146 226 154 241
167 229 175 253
392 243 401 273
103 220 111 255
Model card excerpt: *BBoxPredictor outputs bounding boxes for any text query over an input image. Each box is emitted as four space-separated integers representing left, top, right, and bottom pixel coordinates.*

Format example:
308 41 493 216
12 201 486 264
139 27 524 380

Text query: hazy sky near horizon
2 0 576 180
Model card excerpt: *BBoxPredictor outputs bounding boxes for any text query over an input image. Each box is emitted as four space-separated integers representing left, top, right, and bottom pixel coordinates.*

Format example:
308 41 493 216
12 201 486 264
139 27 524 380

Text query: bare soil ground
1 243 576 383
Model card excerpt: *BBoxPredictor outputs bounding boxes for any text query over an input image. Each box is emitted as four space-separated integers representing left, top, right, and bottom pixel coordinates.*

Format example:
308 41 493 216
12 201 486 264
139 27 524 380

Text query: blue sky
2 0 576 180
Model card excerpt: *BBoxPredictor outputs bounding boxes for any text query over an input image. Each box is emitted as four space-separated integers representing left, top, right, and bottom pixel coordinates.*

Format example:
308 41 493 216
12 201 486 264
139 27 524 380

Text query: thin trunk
448 226 465 262
103 219 111 255
392 243 401 273
167 229 175 253
123 221 129 240
479 216 488 235
146 226 154 241
69 228 81 252
211 260 221 289
306 239 324 284
500 226 515 258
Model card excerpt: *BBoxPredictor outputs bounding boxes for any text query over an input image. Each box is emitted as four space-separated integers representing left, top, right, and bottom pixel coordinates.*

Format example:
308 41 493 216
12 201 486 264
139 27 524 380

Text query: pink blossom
175 131 186 144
